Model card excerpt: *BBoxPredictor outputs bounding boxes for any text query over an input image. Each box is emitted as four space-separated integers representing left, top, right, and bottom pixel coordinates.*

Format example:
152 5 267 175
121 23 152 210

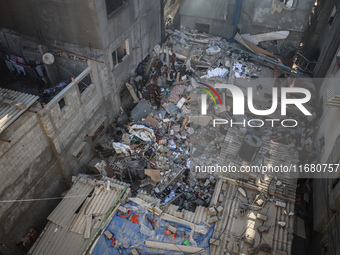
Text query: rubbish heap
84 27 319 255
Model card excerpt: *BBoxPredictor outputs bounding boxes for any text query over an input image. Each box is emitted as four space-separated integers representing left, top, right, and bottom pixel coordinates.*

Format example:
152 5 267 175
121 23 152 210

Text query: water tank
238 134 262 162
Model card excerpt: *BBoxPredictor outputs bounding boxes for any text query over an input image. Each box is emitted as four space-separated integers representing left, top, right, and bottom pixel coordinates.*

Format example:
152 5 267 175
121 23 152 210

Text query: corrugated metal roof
47 177 95 227
29 177 129 255
70 184 125 234
29 221 91 255
135 193 208 224
0 88 39 133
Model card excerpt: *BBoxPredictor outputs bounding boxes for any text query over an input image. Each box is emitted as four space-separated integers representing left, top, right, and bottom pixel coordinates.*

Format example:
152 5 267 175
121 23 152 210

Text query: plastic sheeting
129 125 156 143
202 67 229 79
92 202 214 255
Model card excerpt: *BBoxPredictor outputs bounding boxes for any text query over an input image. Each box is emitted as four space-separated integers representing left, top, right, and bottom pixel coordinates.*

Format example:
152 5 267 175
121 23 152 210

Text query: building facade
0 0 162 251
180 0 315 61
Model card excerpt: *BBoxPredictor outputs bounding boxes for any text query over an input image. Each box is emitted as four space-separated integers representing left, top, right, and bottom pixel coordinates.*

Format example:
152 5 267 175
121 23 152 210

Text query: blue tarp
92 202 214 255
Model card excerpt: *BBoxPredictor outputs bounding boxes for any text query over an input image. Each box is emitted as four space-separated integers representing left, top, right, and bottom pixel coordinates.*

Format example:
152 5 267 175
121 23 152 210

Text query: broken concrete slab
144 169 161 182
131 100 153 121
258 225 270 233
256 213 268 221
209 238 220 246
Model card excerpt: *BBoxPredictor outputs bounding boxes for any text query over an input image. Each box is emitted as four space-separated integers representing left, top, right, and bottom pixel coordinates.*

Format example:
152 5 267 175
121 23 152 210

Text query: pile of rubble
89 27 319 215
30 28 322 255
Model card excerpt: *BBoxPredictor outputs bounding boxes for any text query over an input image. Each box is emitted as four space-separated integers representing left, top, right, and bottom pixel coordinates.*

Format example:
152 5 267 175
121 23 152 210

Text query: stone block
104 230 113 240
154 206 163 216
221 182 227 191
256 213 268 221
208 207 217 216
118 206 128 214
275 201 286 208
208 216 219 224
217 206 223 213
168 224 177 234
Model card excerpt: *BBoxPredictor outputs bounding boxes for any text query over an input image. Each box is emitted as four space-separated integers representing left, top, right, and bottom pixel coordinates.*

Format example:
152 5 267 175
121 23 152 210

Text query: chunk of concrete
244 235 254 245
269 185 276 195
232 242 239 254
217 206 223 213
275 201 286 208
278 221 286 227
259 243 272 253
256 213 268 221
258 225 270 233
131 100 153 121
238 187 246 197
255 198 264 206
118 206 128 214
218 194 224 203
168 224 177 234
154 206 163 216
248 247 260 254
208 216 219 224
104 230 113 240
208 207 217 216
221 182 228 191
131 248 139 255
209 238 220 246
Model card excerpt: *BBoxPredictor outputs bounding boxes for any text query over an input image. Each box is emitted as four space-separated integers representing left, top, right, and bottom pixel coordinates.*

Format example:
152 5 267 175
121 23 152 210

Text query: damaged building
0 0 339 255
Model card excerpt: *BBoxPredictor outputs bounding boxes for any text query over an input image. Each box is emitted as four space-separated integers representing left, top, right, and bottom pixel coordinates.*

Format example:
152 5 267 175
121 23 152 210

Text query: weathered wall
95 0 161 97
312 0 340 77
0 0 162 251
312 44 340 254
0 30 103 85
0 0 103 49
0 60 119 251
0 108 68 252
180 0 315 59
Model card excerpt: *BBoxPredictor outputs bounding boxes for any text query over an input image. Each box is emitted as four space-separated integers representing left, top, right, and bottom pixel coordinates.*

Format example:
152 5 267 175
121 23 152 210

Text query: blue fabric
92 203 214 255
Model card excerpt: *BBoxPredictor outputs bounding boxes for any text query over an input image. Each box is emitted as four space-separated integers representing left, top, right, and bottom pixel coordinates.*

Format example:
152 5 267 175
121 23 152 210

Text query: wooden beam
125 83 140 103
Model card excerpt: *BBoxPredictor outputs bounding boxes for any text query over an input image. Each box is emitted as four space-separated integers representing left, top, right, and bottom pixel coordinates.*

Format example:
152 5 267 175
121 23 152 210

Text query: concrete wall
0 1 162 251
96 0 161 97
311 0 340 77
0 60 120 251
0 0 103 49
0 108 68 252
312 44 340 254
0 30 103 85
180 0 315 60
0 5 162 243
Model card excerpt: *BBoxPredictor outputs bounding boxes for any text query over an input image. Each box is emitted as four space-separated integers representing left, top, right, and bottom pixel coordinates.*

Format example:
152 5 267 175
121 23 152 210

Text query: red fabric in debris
117 210 131 218
131 214 139 224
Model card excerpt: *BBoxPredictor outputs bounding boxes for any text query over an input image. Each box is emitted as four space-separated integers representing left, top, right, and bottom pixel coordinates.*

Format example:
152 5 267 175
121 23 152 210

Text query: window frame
105 0 127 18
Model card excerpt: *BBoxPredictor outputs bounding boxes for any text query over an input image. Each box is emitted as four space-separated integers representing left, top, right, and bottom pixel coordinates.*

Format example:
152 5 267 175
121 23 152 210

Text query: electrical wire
0 194 89 203
55 62 90 87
